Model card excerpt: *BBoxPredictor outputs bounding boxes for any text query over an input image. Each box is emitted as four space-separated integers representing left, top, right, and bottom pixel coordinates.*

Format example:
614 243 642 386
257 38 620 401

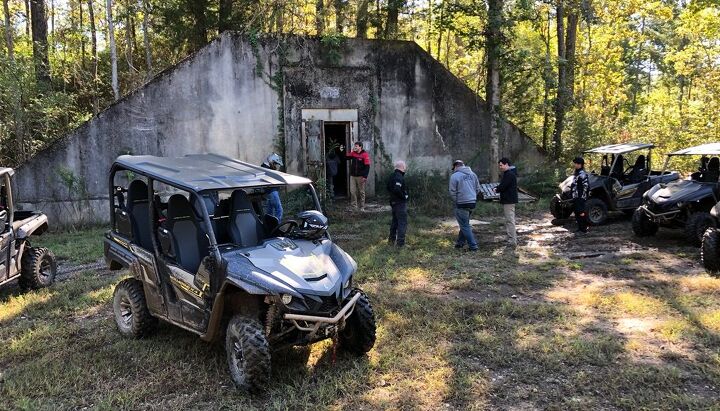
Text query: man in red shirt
341 142 371 210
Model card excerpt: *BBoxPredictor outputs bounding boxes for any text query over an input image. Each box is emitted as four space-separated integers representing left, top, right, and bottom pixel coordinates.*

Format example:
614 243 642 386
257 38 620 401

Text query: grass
1 208 720 409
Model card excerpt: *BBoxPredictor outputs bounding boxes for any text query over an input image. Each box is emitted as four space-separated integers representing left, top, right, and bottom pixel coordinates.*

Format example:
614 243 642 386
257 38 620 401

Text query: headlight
343 278 351 289
281 294 293 305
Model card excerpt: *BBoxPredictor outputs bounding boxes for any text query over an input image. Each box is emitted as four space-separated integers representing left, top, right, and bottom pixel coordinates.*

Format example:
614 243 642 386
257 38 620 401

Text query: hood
646 179 715 206
455 166 474 175
505 166 517 176
222 238 356 299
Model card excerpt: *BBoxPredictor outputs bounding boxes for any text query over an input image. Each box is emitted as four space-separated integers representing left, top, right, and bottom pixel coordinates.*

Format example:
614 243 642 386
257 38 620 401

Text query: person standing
571 157 590 233
495 157 518 247
261 153 284 221
387 160 409 247
326 149 340 199
342 142 370 211
449 160 481 251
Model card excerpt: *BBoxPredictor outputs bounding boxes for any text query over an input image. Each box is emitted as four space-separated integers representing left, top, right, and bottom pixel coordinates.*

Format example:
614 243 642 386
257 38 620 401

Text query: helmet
293 210 328 240
266 153 284 168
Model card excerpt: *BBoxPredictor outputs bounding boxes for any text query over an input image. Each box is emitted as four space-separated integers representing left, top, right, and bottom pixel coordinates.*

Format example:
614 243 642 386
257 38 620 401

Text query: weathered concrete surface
15 33 546 225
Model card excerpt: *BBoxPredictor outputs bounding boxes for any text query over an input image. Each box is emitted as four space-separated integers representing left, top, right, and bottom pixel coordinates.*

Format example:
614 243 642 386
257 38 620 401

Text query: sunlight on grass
678 276 720 292
657 319 693 342
577 291 667 317
0 292 53 323
698 310 720 333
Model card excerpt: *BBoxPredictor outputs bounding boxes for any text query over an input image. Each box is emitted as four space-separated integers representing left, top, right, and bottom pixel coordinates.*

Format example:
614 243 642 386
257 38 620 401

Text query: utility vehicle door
151 183 209 331
0 173 13 284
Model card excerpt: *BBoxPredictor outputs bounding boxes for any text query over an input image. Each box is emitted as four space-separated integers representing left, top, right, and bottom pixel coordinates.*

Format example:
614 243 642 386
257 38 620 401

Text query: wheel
632 208 658 237
19 247 57 291
685 212 715 247
112 278 157 338
225 315 271 392
339 289 377 355
586 198 608 226
550 196 572 219
702 228 720 277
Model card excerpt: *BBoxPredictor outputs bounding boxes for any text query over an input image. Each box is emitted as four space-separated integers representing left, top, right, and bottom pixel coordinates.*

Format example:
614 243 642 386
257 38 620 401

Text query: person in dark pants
326 150 340 199
571 157 590 233
387 160 409 247
494 157 518 246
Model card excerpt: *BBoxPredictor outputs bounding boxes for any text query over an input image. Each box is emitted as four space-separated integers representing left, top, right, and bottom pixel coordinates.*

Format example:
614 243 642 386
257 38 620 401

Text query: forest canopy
1 0 718 168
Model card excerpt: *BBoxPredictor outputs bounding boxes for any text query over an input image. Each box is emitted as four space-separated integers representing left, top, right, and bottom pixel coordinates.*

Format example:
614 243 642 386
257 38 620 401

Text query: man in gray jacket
449 160 482 251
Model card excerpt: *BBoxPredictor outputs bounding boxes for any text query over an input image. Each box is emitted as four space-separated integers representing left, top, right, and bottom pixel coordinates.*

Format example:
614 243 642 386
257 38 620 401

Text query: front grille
305 295 341 315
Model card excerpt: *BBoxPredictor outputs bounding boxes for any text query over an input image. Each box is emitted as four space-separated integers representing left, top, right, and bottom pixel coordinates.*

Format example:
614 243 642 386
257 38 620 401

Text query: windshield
663 155 719 182
578 150 650 180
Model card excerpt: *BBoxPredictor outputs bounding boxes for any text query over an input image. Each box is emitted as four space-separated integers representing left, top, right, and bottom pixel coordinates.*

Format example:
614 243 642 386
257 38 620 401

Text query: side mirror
0 209 7 229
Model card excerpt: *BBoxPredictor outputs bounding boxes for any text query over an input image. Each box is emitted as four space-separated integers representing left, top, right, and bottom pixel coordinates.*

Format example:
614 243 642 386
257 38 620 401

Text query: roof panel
583 143 654 154
114 154 312 191
668 143 720 156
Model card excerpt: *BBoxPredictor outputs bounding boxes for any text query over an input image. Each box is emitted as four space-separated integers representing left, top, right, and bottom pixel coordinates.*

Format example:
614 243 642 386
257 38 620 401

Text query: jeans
455 207 477 249
265 190 283 221
349 176 366 209
503 204 517 245
389 202 408 246
574 198 588 232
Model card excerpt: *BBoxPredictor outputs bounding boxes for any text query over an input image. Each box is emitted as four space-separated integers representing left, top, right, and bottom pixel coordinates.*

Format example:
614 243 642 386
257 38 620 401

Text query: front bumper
638 205 681 223
283 292 361 334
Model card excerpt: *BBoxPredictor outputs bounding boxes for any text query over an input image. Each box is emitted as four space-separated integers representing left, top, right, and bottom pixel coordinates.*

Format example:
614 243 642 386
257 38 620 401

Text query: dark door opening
324 122 349 198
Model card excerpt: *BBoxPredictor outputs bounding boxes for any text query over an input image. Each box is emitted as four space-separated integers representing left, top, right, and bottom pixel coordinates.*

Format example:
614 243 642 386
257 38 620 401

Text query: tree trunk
79 0 85 67
486 0 503 182
541 7 551 151
87 0 98 113
3 0 14 60
333 0 346 33
141 0 152 79
385 0 402 39
30 0 52 88
315 0 324 35
218 0 232 32
552 0 566 160
124 0 135 72
356 0 369 38
565 11 579 104
25 0 30 36
106 0 119 100
187 0 208 50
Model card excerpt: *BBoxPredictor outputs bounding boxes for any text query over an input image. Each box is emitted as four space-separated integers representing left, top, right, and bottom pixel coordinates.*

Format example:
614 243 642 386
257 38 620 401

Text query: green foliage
320 32 345 66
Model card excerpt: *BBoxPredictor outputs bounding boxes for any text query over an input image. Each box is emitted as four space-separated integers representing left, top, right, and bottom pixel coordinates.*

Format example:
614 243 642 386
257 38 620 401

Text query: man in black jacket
387 160 409 247
571 157 590 233
495 157 518 247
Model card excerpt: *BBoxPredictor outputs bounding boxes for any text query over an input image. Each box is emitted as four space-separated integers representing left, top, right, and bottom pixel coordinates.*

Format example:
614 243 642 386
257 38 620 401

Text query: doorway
324 122 349 198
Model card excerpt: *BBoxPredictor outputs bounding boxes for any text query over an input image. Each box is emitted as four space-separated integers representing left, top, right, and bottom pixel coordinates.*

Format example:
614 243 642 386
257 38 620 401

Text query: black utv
551 143 679 225
104 154 376 391
633 143 720 246
701 201 720 277
0 167 57 291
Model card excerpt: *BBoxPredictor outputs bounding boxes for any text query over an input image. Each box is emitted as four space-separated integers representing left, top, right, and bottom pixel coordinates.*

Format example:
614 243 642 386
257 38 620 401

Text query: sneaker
454 244 464 249
467 247 479 252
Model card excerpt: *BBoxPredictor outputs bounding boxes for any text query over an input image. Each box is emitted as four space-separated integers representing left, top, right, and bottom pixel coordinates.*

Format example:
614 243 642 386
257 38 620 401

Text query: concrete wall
15 33 546 225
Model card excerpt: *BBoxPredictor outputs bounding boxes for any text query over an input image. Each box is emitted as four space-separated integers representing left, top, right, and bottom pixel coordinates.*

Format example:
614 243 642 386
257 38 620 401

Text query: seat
703 157 720 183
627 155 647 184
610 154 624 181
167 194 209 273
229 190 265 247
126 180 152 250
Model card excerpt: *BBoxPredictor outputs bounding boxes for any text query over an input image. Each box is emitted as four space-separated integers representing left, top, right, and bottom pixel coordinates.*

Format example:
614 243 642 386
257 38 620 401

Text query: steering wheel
272 220 299 237
622 158 634 176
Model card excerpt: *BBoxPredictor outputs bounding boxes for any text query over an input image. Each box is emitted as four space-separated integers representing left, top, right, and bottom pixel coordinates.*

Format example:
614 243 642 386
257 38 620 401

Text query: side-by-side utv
633 143 720 246
0 167 57 291
104 154 376 391
551 143 679 225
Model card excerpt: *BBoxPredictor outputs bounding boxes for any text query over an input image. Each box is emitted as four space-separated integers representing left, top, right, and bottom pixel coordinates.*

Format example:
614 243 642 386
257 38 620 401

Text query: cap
572 156 585 165
452 159 464 168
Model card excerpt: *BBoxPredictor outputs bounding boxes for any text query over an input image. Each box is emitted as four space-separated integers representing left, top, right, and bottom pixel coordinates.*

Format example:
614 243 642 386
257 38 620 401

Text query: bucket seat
167 194 209 273
127 180 152 250
229 190 265 247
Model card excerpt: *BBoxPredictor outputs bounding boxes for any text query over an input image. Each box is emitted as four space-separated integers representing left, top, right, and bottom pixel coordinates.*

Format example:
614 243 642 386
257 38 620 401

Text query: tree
486 0 504 181
141 0 152 79
106 0 119 100
551 0 579 160
386 0 404 39
218 0 232 32
315 0 325 35
357 0 369 38
2 0 13 60
30 0 51 87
